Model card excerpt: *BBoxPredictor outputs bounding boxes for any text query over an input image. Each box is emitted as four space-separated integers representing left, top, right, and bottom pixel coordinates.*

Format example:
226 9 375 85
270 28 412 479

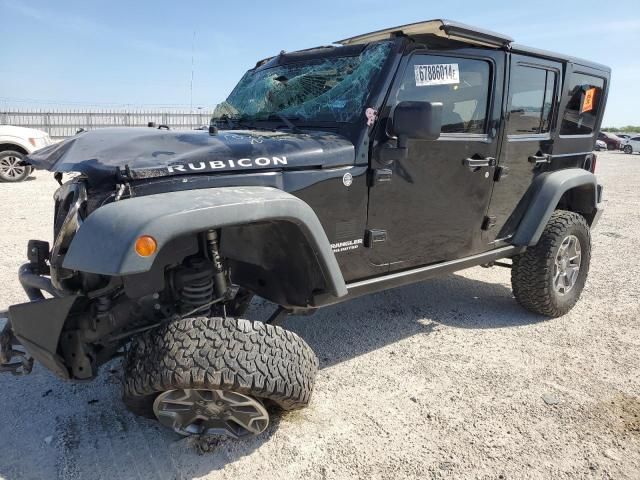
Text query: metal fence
0 108 215 139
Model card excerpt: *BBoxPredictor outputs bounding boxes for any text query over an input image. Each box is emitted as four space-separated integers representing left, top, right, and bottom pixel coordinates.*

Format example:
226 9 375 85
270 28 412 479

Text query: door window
395 55 491 134
507 65 557 135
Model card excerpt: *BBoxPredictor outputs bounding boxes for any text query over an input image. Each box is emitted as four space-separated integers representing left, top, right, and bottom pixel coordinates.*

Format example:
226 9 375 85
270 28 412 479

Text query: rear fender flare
512 168 600 246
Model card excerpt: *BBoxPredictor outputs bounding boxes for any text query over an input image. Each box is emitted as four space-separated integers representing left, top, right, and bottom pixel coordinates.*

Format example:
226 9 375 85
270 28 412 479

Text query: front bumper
2 180 88 378
1 256 76 379
5 293 76 379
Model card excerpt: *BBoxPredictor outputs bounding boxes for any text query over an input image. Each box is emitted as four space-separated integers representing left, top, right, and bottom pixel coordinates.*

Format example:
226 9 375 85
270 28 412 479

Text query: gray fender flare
512 168 601 246
63 186 347 297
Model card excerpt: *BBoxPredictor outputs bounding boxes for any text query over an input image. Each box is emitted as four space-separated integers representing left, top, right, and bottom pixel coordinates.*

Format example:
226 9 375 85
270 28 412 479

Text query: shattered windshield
212 42 392 125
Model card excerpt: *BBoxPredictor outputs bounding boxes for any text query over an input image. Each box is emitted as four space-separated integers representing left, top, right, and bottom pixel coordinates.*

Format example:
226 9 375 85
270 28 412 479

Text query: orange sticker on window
581 87 596 113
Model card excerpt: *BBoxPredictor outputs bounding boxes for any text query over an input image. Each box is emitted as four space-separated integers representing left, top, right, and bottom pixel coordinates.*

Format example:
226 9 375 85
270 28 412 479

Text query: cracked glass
212 42 392 124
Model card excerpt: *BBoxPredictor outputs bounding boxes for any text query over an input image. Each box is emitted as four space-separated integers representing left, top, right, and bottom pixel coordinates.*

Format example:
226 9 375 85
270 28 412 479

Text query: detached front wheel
122 316 318 438
511 210 591 317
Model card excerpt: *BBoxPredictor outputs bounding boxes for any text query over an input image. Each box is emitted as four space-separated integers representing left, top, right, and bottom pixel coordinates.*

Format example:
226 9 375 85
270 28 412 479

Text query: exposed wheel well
556 184 598 225
0 143 28 155
119 224 331 309
220 221 328 308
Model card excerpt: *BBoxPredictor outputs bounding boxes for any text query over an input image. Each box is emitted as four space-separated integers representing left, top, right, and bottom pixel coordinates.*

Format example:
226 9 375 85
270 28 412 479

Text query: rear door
484 54 562 242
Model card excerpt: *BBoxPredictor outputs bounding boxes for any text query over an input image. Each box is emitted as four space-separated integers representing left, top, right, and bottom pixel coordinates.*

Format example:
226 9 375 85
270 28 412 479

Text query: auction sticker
414 63 460 86
581 87 596 113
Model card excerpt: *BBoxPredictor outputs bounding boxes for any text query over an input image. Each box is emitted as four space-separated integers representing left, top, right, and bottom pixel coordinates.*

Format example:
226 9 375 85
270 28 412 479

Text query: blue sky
1 0 638 126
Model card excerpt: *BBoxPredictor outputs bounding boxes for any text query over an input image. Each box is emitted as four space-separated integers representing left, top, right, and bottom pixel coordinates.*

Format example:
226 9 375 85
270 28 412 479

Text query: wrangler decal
331 238 363 253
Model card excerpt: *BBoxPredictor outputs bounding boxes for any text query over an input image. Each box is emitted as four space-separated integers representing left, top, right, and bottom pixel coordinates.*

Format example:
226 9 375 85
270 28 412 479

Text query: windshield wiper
215 114 263 131
216 113 303 133
267 114 302 134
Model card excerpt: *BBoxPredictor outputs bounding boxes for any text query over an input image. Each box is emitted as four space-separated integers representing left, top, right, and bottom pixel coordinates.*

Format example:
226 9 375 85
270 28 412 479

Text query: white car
622 136 640 155
594 139 607 151
0 125 53 182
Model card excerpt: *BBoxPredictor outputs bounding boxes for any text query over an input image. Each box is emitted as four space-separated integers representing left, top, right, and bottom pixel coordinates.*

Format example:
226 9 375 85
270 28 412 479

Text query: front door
366 50 504 271
484 55 561 242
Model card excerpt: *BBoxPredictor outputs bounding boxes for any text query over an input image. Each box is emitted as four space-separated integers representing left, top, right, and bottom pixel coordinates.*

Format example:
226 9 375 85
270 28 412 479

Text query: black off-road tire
122 316 318 418
511 210 591 317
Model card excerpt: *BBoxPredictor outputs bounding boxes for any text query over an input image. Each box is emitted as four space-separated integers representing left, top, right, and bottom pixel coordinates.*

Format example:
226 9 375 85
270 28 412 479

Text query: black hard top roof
336 19 610 73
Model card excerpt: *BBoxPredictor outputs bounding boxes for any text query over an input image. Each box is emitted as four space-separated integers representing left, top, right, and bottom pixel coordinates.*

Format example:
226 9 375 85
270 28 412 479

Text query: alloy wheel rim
0 155 26 179
153 388 269 438
553 234 581 295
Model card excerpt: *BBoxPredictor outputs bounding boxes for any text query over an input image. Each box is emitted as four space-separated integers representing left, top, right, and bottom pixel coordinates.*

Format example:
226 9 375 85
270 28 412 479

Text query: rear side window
560 73 605 135
507 65 557 135
395 55 491 134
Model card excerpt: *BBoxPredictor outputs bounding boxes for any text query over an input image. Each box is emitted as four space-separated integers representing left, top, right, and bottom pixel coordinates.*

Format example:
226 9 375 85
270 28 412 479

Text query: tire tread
511 210 591 317
122 317 318 418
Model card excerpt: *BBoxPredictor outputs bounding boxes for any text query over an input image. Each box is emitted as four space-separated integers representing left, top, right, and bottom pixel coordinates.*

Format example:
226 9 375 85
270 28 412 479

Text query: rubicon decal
167 156 287 173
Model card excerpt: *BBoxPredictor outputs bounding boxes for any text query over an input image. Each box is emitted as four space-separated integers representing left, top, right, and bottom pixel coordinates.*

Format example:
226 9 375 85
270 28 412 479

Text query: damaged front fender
62 186 348 305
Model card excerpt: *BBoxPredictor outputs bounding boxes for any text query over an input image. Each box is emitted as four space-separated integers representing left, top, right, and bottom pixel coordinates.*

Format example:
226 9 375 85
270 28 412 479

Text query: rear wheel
511 210 591 317
624 144 633 154
122 316 318 438
0 151 29 182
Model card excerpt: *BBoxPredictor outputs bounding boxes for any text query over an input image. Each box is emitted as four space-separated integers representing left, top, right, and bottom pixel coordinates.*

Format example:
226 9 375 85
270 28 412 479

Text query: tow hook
0 315 33 376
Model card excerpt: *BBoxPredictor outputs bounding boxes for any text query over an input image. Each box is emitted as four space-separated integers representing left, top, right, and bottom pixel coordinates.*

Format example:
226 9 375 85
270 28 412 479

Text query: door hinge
528 153 552 164
481 216 497 230
494 166 509 181
365 229 387 248
368 168 393 186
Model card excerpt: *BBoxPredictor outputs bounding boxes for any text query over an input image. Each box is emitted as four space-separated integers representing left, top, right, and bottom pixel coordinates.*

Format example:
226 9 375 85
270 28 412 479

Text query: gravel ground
0 151 638 480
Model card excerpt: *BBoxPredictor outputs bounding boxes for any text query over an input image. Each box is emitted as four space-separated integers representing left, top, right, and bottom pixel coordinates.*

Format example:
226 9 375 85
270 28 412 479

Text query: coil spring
181 277 214 315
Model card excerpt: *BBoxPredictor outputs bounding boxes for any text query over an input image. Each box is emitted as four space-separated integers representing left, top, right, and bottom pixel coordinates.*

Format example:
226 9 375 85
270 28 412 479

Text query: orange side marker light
135 235 157 257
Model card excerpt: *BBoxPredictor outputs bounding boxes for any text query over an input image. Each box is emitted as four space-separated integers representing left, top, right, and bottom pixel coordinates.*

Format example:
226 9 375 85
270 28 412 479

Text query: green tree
602 126 640 133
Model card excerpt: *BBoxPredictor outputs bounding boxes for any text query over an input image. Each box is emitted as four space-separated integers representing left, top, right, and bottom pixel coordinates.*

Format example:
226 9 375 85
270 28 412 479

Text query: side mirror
391 101 443 147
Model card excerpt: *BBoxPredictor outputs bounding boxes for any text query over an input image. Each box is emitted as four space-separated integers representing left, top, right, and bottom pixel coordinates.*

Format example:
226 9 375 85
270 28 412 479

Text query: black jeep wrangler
1 20 607 439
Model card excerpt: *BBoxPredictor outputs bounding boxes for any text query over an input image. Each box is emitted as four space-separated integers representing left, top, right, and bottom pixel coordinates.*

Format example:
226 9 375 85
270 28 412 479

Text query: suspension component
206 230 229 299
172 258 215 315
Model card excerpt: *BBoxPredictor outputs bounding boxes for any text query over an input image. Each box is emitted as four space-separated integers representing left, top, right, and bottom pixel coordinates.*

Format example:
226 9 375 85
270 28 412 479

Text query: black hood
28 127 355 183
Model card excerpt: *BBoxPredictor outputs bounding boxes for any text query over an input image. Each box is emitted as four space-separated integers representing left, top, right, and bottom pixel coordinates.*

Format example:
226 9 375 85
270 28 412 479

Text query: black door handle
463 157 496 170
528 154 551 164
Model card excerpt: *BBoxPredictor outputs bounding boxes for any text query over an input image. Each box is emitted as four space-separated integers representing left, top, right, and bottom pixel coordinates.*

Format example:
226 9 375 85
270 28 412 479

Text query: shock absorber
206 230 229 299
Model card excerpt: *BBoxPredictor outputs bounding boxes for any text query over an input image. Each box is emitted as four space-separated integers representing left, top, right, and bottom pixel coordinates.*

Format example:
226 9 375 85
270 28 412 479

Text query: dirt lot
0 151 638 480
